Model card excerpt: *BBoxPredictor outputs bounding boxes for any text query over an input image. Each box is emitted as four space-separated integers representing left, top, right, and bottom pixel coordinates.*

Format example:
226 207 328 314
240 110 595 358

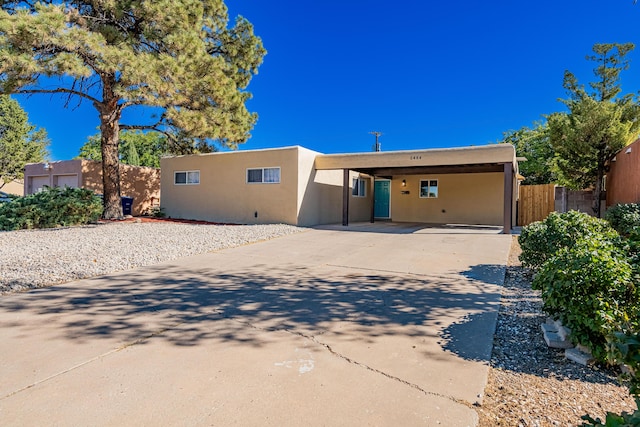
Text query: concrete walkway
0 223 511 426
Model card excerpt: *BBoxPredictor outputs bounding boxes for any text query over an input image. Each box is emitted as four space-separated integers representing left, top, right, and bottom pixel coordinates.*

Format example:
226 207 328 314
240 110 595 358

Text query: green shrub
532 236 637 361
519 210 620 271
609 331 640 397
606 203 640 236
0 187 102 231
517 220 549 270
582 332 640 426
145 206 166 218
581 401 640 427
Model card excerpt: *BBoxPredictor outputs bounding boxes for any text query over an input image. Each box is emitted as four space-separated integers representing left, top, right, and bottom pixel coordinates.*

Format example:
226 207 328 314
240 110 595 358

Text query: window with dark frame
174 170 200 185
352 178 366 197
419 179 438 198
247 167 281 184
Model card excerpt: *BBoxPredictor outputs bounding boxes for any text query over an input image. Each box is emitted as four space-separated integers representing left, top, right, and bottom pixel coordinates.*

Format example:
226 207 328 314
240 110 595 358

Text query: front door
374 180 391 218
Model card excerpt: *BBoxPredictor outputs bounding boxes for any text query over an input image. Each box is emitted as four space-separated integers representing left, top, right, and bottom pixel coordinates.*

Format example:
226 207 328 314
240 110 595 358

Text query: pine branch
13 88 101 105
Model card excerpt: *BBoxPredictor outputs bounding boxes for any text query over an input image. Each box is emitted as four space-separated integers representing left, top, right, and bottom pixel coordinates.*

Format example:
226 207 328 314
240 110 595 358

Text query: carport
315 144 519 234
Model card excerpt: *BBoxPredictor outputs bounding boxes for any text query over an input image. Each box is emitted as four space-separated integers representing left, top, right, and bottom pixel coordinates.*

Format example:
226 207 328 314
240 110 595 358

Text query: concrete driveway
0 223 511 426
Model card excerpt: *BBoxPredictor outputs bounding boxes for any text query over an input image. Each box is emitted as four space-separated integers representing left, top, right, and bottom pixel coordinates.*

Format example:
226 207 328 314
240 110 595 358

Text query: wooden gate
518 184 556 226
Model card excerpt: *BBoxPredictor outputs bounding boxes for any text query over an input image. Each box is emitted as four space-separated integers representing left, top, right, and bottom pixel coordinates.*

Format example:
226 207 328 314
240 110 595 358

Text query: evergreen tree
0 1 265 218
548 43 640 217
0 95 48 189
126 138 140 167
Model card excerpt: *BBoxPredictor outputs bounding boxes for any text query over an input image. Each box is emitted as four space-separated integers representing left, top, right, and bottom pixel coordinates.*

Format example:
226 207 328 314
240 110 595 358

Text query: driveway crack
290 329 475 409
226 316 475 410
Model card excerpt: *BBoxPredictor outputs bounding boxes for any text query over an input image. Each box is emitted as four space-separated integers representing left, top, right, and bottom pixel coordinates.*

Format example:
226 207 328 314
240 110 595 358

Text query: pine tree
0 1 265 218
548 43 640 217
126 139 141 167
0 95 48 189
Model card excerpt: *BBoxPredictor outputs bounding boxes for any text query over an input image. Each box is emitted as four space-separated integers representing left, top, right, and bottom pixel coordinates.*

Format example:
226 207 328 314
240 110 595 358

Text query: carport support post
342 169 349 226
503 162 513 234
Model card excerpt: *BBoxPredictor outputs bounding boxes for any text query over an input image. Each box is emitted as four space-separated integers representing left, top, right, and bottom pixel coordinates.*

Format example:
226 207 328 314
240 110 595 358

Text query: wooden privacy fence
518 184 556 226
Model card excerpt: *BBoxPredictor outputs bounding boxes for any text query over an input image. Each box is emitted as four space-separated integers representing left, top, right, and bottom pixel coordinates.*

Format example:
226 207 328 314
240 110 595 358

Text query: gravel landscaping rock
477 236 636 426
0 221 303 294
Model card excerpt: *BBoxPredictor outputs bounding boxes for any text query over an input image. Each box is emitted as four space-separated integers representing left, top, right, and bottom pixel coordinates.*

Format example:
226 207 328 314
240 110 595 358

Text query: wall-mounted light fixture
402 179 406 187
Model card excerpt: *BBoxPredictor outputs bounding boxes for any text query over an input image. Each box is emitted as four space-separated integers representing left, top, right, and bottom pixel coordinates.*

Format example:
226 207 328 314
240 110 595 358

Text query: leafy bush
582 332 640 426
606 203 640 236
523 211 640 424
145 206 166 218
581 401 640 427
609 331 640 397
0 187 102 231
519 210 620 271
532 236 637 361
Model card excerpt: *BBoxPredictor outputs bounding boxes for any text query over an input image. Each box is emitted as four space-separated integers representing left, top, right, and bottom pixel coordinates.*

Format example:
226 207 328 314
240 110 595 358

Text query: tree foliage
548 43 640 217
499 121 555 184
0 95 48 189
0 1 265 218
77 130 174 168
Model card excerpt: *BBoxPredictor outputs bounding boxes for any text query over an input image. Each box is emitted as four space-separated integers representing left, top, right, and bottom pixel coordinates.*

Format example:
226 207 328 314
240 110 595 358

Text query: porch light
402 179 406 187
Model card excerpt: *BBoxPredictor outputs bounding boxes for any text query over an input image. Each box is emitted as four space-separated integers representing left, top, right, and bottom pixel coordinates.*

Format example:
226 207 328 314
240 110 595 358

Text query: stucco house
24 159 160 216
161 144 519 233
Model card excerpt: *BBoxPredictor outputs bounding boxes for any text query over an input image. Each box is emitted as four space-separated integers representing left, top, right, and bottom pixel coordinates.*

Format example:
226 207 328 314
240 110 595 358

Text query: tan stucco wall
296 147 371 226
24 160 160 216
296 148 341 226
2 180 24 196
390 173 504 225
350 174 374 222
81 161 160 216
161 147 301 224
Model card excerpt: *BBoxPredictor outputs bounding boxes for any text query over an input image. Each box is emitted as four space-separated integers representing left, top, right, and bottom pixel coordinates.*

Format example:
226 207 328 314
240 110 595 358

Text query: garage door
55 174 79 189
30 176 50 193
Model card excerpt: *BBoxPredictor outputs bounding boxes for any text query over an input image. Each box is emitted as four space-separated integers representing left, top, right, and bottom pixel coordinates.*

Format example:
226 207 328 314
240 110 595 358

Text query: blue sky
14 0 640 160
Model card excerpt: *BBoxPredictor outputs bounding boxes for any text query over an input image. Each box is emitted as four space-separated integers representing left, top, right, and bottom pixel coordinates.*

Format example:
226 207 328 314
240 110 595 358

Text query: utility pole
370 131 382 152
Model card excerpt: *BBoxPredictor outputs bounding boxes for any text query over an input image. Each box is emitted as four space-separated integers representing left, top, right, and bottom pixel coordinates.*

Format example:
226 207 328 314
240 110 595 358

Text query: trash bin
121 196 134 216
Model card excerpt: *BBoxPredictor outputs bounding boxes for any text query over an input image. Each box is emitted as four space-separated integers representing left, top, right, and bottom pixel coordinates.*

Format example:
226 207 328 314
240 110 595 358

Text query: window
247 167 281 184
419 179 438 198
352 178 366 197
174 170 200 185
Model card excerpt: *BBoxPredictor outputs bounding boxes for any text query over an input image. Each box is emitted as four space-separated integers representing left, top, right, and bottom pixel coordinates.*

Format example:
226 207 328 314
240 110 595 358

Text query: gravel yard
0 221 303 294
478 236 636 426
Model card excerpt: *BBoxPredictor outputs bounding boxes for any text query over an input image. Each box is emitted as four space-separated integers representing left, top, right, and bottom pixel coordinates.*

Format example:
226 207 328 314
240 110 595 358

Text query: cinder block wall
555 187 605 217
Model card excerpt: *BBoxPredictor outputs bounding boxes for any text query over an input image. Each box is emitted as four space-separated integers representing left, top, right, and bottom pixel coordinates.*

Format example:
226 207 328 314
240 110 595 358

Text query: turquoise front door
374 180 391 218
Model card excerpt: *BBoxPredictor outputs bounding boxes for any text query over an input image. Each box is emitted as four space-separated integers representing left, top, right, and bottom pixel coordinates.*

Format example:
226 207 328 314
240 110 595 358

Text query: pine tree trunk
99 75 123 220
593 166 604 218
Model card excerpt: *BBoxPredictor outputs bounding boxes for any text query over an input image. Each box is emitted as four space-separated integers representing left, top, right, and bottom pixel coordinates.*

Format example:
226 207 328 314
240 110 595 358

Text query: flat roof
315 144 516 170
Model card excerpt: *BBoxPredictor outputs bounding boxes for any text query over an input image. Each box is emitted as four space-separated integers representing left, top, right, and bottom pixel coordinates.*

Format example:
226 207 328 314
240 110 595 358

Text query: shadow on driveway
1 262 503 354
